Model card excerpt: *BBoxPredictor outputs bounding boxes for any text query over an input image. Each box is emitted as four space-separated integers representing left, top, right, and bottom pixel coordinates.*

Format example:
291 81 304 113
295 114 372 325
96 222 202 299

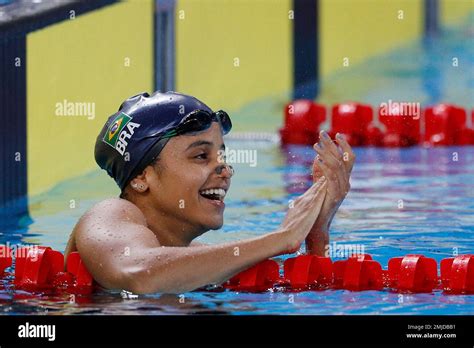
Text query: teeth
200 188 226 198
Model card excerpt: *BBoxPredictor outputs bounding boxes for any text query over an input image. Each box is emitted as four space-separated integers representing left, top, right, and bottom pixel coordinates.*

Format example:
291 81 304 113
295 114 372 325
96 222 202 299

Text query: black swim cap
95 91 214 190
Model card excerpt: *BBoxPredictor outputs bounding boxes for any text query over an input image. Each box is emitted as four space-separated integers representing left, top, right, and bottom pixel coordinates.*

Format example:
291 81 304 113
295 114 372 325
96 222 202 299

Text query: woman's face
145 122 231 233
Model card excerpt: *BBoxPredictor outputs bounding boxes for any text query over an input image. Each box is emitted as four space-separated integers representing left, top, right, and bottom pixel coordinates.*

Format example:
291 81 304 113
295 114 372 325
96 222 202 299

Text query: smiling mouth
199 188 227 201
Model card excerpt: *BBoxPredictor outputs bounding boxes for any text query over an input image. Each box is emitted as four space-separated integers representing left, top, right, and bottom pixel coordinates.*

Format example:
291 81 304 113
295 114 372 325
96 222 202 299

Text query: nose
215 164 234 178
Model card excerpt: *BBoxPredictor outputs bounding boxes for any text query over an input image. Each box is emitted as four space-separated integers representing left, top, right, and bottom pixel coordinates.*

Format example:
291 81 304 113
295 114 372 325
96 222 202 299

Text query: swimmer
65 91 355 294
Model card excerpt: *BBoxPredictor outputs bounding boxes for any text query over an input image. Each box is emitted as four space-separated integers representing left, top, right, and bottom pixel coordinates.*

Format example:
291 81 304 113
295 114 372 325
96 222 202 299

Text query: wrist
272 228 297 256
309 220 329 236
305 223 329 256
305 233 329 256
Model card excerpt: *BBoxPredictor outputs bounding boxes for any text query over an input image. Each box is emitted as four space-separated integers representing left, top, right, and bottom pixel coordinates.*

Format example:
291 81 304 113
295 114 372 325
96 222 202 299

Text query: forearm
126 230 287 294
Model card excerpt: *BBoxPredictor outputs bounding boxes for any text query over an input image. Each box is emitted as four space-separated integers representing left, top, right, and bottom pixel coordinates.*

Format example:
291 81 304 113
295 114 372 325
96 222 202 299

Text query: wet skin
65 125 353 294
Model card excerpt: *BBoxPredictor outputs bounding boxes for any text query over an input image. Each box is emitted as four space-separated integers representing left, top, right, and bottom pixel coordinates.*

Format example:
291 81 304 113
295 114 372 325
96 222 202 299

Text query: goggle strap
162 129 178 138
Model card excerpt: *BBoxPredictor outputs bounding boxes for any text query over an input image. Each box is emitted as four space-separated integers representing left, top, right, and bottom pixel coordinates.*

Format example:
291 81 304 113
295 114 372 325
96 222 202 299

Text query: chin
202 217 224 230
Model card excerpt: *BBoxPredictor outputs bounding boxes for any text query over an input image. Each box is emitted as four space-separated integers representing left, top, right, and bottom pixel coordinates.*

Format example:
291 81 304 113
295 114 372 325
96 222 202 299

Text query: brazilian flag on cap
103 112 132 149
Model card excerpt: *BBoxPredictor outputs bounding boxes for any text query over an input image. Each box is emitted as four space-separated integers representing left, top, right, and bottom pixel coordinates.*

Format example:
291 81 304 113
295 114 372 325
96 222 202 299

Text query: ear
130 171 148 193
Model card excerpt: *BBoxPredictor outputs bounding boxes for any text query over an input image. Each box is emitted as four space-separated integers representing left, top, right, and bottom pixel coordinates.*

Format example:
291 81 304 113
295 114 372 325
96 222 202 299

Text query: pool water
1 140 473 315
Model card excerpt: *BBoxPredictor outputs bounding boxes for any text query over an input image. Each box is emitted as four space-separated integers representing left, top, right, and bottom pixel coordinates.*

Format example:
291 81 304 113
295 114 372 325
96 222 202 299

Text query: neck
133 197 202 247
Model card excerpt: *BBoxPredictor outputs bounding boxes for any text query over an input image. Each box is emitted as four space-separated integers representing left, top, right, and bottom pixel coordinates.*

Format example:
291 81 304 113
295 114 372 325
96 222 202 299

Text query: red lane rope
1 245 472 294
280 101 474 147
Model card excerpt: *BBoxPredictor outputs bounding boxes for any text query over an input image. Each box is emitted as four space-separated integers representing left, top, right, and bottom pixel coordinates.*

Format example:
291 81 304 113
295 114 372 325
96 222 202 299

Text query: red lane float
379 107 420 147
387 254 438 293
459 127 474 145
423 104 469 146
280 102 473 147
224 259 280 292
329 103 374 146
458 107 474 146
14 246 63 289
0 245 12 274
53 252 94 294
283 255 333 290
1 245 95 293
280 100 325 145
333 254 383 291
440 254 474 294
66 251 93 287
364 124 384 147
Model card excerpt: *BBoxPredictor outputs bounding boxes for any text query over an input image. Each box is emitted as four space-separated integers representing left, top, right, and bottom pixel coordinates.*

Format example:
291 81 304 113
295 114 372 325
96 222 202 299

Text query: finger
299 180 327 211
306 176 327 193
314 175 326 187
306 175 327 198
313 157 332 184
314 140 349 193
300 175 326 203
314 144 348 180
311 143 323 183
335 133 355 173
311 154 325 183
335 133 356 174
319 130 343 161
312 180 328 206
314 156 346 197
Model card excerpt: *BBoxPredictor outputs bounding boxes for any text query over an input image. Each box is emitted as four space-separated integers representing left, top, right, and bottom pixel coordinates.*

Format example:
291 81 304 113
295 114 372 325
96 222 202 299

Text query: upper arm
73 198 160 290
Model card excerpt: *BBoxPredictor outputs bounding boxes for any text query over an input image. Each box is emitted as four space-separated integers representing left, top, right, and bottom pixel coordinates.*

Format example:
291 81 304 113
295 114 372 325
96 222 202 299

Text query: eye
195 152 208 160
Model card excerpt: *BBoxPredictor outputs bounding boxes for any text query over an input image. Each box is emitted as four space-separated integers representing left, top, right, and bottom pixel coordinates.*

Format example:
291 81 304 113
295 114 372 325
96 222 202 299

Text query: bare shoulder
75 197 149 238
66 198 159 290
84 197 147 225
65 198 148 258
